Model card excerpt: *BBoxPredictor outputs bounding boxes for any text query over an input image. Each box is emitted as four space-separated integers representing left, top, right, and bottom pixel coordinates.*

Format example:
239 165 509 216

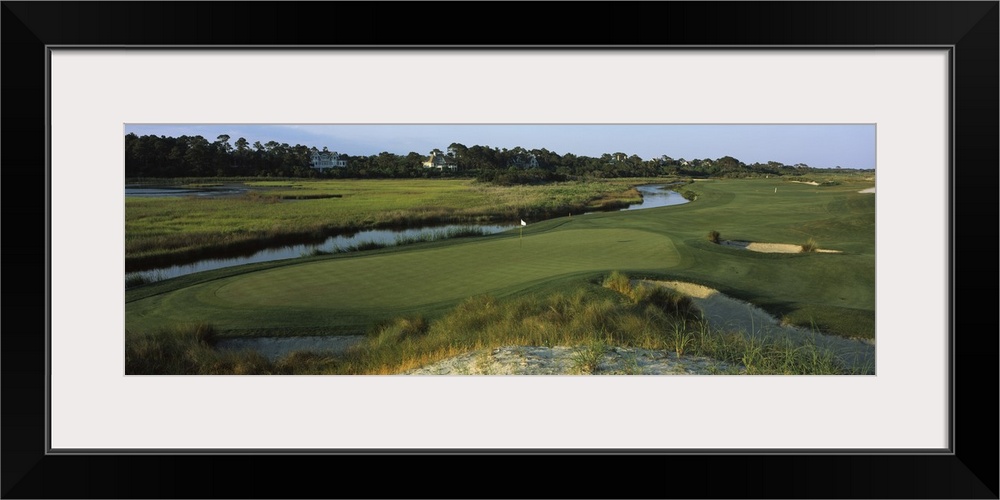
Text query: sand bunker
858 187 875 194
721 240 842 254
789 180 820 186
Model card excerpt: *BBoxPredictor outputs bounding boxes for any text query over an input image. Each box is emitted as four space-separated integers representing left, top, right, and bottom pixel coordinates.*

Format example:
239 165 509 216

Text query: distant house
422 151 457 170
311 150 347 170
508 153 539 169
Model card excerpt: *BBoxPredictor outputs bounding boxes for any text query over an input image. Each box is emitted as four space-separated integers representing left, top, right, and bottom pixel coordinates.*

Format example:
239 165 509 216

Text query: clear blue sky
125 124 876 169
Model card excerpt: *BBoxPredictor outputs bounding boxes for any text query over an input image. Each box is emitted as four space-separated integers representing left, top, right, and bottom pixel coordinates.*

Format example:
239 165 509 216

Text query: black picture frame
4 2 997 498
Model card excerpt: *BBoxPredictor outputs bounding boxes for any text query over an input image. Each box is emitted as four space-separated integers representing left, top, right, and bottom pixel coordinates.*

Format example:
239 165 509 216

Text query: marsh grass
301 229 488 258
241 191 282 204
127 177 872 342
125 270 165 289
126 275 860 375
393 227 488 246
603 272 697 319
125 178 654 265
125 323 283 375
602 271 633 296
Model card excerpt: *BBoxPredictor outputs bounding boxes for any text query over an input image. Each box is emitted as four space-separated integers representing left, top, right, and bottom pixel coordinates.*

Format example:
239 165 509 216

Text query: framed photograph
6 2 996 498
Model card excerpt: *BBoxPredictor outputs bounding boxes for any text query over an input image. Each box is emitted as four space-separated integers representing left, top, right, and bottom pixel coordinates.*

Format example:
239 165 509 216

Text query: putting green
126 178 877 340
126 228 681 335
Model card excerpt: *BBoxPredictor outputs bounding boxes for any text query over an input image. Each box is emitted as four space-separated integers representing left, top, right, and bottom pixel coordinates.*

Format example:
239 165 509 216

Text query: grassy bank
126 177 875 352
125 178 650 269
127 274 865 375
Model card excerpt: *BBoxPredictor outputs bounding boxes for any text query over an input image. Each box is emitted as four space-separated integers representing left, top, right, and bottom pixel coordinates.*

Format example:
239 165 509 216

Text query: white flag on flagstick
521 219 527 226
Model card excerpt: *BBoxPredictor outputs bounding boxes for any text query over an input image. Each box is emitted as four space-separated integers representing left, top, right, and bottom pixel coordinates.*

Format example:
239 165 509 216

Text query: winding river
126 184 688 285
128 183 689 361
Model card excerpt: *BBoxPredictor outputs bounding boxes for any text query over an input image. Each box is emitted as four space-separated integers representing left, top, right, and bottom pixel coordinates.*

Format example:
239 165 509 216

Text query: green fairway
126 226 680 335
126 178 876 340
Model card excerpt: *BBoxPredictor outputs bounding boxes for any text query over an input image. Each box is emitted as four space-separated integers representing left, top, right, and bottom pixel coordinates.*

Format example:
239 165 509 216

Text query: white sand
404 346 741 375
721 240 842 254
858 187 875 193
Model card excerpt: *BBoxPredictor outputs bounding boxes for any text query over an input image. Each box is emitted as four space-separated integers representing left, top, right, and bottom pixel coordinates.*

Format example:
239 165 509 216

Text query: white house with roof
422 151 457 170
310 149 347 170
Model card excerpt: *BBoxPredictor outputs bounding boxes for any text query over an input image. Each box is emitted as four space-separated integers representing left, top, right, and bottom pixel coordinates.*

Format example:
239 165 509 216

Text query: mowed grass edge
127 273 869 375
125 225 682 335
125 177 876 373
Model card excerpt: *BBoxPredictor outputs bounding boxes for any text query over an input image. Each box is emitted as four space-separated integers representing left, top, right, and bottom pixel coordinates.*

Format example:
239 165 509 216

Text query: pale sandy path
404 346 741 375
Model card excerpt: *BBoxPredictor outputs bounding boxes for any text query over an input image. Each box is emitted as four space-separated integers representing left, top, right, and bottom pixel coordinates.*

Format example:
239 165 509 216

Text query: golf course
125 176 876 375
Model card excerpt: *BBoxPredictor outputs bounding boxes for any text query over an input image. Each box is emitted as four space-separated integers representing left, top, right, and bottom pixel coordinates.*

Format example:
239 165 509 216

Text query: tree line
125 134 865 183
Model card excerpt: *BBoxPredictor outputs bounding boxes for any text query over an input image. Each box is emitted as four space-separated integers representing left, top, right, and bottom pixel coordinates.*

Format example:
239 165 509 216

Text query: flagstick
519 226 523 248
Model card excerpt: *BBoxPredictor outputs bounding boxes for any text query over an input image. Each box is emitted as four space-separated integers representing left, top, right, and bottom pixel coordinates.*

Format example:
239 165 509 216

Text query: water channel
128 183 689 360
125 184 688 285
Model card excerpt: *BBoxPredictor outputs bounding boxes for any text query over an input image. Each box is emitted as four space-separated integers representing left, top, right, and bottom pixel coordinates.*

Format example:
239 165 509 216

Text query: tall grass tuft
800 238 819 252
125 324 284 375
126 284 859 375
630 284 698 319
602 270 633 296
604 272 698 319
193 323 219 346
669 322 694 357
708 230 721 244
571 340 607 374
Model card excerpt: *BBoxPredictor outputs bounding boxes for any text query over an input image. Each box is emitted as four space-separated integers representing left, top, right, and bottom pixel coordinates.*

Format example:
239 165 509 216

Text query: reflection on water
126 184 688 285
621 184 688 211
132 184 694 363
126 224 516 283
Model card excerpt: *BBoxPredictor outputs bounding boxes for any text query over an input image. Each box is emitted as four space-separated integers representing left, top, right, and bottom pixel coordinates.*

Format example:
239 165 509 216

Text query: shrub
641 286 697 319
708 230 721 244
368 316 430 347
801 238 818 252
602 271 633 296
193 323 219 346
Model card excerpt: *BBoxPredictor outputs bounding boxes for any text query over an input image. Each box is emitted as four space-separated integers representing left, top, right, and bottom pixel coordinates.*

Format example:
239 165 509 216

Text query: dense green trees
125 134 316 178
125 133 867 182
